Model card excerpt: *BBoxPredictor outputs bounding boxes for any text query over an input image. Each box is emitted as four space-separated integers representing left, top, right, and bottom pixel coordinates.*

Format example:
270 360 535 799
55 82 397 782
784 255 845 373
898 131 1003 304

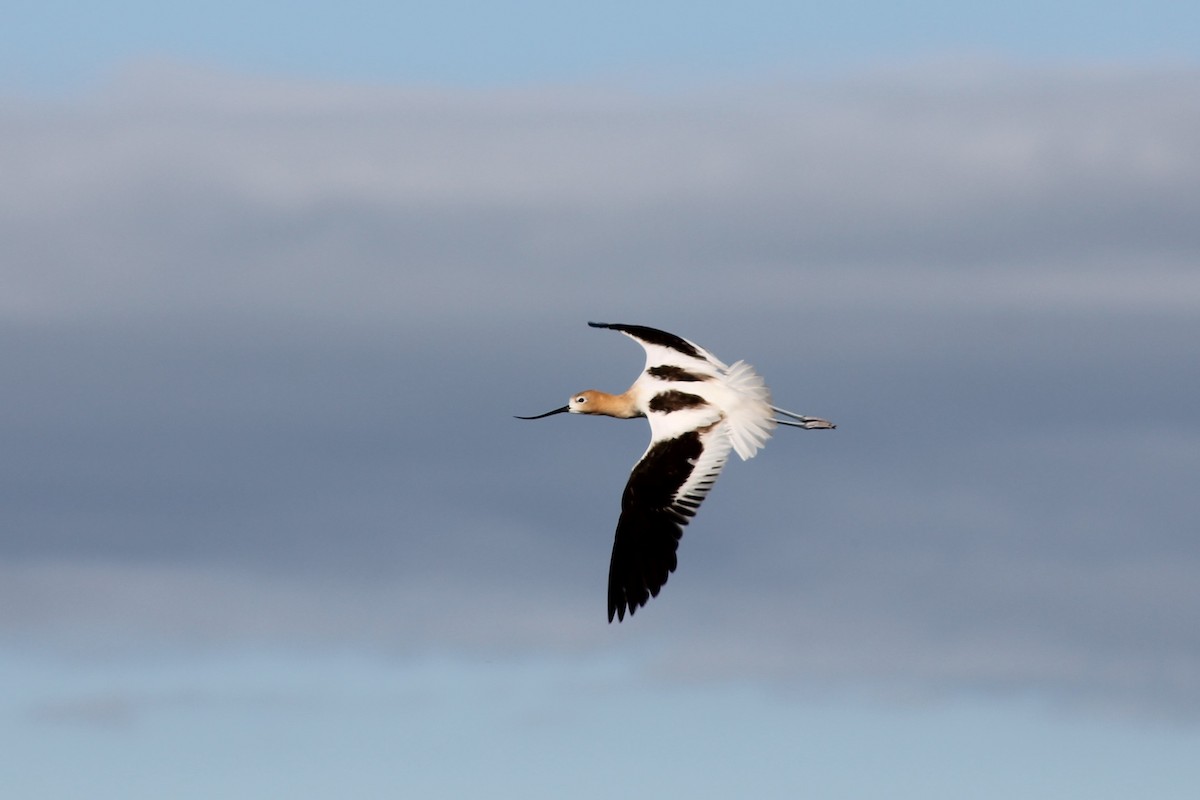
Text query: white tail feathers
721 360 776 460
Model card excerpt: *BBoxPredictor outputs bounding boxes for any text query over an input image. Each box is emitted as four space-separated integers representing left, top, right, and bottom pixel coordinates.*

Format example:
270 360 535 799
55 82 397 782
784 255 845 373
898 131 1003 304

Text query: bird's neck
590 390 642 419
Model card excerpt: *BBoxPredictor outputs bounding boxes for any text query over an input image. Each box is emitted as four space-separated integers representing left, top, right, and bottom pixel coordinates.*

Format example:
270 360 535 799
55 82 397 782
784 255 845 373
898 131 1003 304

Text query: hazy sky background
3 4 1200 799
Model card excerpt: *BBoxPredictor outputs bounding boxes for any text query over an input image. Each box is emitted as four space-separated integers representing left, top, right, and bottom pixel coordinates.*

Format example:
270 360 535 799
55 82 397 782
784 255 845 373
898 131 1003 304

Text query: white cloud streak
3 62 1198 323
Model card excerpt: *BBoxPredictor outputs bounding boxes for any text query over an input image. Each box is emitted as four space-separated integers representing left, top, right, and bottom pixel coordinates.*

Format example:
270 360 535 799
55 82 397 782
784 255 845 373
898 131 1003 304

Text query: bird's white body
517 322 834 622
630 352 776 461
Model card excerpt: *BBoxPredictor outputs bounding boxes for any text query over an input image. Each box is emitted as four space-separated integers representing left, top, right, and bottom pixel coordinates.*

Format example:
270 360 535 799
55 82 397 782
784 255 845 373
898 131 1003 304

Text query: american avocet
517 322 835 622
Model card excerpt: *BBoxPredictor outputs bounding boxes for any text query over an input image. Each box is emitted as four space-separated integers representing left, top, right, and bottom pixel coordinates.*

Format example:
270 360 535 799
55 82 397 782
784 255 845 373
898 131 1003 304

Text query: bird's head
515 390 603 419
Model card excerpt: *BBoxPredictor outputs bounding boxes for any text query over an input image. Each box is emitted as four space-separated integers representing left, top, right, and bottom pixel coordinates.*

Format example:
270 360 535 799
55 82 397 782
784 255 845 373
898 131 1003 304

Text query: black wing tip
607 597 638 624
607 558 677 624
588 322 703 361
608 568 651 624
607 589 628 623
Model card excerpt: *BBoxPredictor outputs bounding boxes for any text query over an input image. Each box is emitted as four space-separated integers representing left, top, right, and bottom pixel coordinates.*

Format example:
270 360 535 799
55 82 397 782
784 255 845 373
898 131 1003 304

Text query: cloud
4 62 1198 324
2 62 1199 720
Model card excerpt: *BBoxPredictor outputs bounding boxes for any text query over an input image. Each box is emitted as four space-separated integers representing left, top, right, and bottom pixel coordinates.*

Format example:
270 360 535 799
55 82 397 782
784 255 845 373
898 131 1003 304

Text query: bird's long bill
514 405 570 420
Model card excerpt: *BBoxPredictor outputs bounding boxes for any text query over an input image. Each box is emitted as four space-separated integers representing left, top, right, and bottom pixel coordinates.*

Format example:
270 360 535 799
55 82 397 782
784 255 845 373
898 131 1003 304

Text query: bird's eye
576 396 587 403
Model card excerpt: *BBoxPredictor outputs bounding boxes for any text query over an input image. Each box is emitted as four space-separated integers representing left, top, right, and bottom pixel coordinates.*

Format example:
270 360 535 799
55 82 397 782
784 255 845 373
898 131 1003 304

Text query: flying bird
517 322 835 622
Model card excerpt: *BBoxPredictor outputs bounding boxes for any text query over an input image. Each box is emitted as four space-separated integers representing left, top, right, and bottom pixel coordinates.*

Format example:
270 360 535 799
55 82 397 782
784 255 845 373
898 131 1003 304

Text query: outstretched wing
588 321 729 376
590 320 775 461
607 421 732 622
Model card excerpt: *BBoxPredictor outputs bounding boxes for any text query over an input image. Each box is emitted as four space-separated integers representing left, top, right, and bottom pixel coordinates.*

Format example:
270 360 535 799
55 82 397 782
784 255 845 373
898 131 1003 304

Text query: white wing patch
647 403 722 450
670 421 734 518
631 340 724 379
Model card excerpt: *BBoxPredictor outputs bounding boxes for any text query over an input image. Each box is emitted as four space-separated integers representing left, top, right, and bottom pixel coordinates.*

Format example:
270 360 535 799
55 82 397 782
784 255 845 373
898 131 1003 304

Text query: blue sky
7 1 1200 90
3 3 1200 799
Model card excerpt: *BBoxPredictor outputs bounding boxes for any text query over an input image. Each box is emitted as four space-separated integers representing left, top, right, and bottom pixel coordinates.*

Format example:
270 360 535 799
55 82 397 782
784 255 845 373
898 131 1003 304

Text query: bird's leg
772 406 836 429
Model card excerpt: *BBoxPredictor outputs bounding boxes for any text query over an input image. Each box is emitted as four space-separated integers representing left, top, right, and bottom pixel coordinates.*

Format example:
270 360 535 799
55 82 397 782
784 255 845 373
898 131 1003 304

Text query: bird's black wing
607 424 730 622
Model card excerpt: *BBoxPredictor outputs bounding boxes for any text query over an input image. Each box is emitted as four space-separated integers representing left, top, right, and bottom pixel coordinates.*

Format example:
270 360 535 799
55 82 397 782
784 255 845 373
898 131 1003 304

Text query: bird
516 322 835 623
